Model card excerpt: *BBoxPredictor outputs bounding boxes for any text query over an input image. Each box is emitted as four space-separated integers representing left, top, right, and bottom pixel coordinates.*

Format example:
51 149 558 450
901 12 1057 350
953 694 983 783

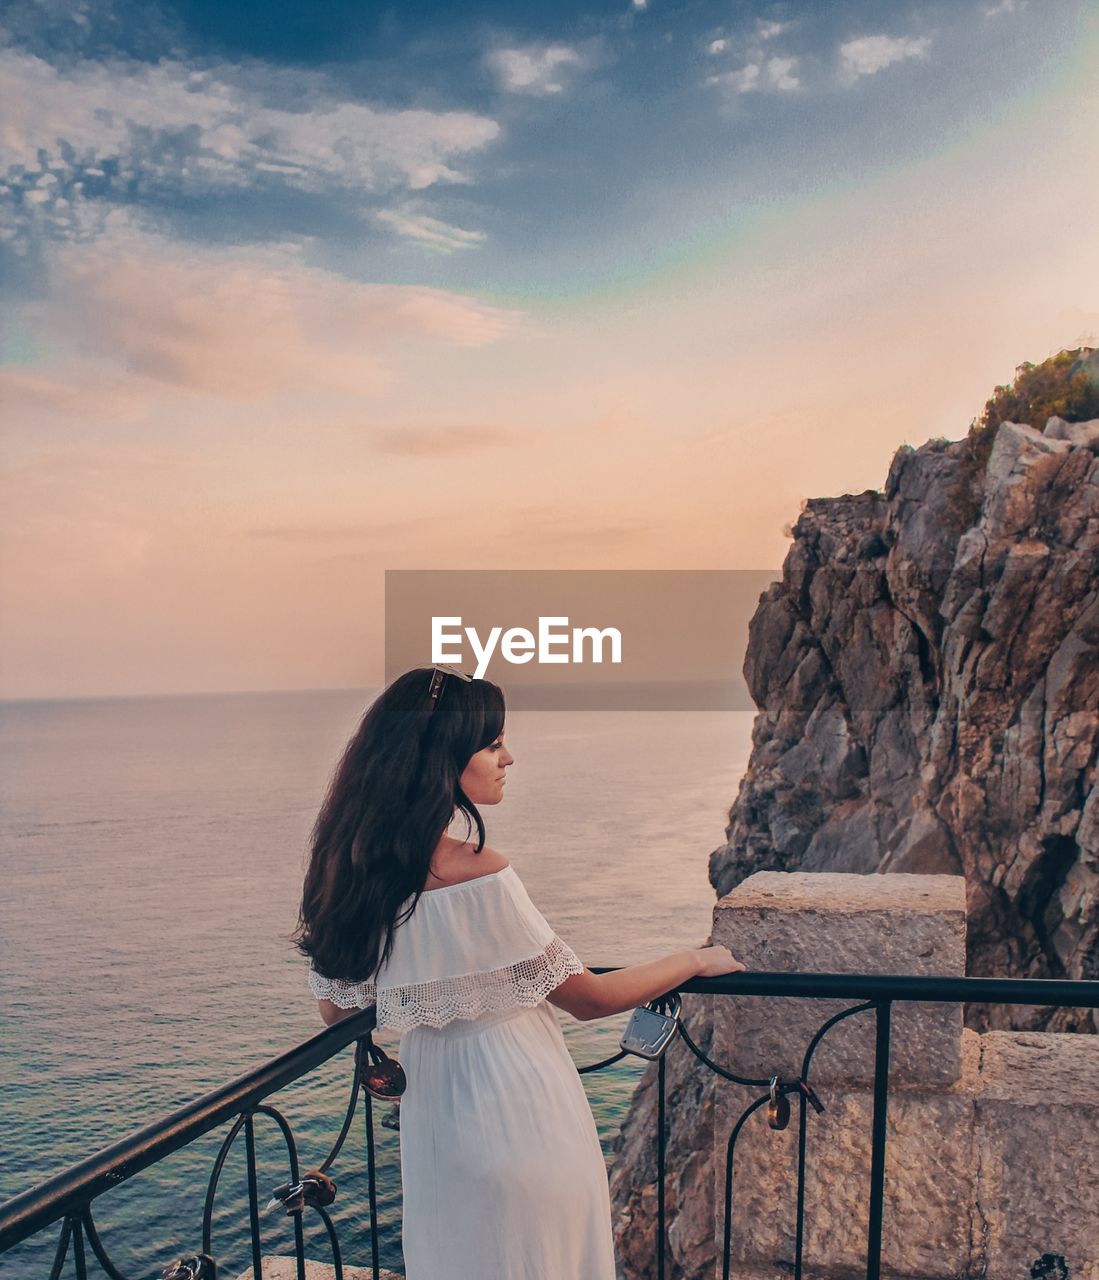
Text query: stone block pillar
707 870 1099 1280
711 871 967 1087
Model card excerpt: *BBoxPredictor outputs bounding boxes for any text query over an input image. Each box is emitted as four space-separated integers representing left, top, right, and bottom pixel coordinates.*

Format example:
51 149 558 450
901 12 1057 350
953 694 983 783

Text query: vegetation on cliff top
965 346 1099 470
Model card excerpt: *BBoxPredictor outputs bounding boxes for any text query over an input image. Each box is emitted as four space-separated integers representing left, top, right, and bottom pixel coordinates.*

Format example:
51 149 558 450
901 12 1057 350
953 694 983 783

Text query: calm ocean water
0 690 752 1278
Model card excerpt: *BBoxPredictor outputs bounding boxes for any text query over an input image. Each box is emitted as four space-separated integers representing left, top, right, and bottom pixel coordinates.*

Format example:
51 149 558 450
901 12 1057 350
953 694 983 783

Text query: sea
0 690 753 1278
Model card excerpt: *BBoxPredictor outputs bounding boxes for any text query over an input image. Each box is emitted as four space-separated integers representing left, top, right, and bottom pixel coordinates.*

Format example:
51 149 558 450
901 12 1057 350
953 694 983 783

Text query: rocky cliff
609 401 1099 1279
707 414 1098 1031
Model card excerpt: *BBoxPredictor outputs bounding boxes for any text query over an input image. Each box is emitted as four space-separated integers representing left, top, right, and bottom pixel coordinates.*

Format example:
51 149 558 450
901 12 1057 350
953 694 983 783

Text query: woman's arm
547 950 704 1022
317 998 363 1027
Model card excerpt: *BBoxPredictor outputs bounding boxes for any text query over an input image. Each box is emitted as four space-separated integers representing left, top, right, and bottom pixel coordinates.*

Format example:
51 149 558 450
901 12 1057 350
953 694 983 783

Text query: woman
293 666 745 1280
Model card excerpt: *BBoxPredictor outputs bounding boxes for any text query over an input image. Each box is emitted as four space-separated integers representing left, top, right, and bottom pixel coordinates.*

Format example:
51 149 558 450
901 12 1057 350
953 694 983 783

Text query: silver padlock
619 992 682 1059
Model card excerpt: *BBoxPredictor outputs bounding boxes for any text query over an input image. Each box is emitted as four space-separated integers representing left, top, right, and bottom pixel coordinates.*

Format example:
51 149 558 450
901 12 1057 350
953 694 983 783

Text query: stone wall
610 871 1099 1280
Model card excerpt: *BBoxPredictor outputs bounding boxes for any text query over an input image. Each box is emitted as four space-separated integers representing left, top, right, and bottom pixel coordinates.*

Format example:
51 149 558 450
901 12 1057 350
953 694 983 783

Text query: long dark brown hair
292 668 505 983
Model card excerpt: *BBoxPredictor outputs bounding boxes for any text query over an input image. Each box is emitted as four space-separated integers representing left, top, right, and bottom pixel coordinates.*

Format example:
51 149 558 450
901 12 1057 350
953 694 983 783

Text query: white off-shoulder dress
308 863 618 1280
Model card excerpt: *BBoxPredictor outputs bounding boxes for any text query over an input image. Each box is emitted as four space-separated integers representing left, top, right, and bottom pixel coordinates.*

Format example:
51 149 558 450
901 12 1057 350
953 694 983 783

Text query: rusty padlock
162 1255 216 1280
361 1035 407 1100
266 1170 337 1215
767 1075 791 1130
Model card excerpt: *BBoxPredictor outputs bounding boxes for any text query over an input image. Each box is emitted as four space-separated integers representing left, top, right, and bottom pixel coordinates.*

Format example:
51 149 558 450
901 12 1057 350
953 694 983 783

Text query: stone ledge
236 1258 402 1280
717 870 967 916
976 1028 1099 1104
975 1031 1099 1280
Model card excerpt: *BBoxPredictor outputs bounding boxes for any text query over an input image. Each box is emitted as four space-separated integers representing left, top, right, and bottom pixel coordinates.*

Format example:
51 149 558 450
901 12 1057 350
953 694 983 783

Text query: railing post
865 1000 892 1280
243 1113 264 1280
657 1053 666 1280
364 1088 380 1280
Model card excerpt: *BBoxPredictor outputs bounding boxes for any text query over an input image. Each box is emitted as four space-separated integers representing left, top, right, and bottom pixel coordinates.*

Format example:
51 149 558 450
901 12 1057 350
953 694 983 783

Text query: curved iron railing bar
314 1204 344 1280
793 998 875 1280
244 1115 265 1280
202 1111 251 1253
248 1103 308 1280
720 1094 770 1280
800 1000 875 1080
795 990 879 1278
791 1000 875 1280
674 1013 766 1087
47 1214 73 1280
577 1048 630 1074
80 1205 132 1280
202 1101 334 1280
199 1102 314 1279
318 1038 371 1175
718 999 879 1280
865 1001 892 1280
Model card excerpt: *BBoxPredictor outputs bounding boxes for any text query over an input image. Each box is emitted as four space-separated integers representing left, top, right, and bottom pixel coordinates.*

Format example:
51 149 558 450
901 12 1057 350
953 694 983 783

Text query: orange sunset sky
1 0 1097 699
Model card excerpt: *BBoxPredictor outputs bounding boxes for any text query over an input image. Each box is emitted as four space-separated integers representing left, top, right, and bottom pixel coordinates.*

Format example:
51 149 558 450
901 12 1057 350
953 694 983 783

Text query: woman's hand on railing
693 945 747 978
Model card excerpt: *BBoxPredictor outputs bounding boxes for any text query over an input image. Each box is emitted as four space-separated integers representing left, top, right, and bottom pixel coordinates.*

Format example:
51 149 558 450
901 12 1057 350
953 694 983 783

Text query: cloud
246 515 450 543
711 63 760 93
0 45 501 238
504 507 654 555
764 57 799 91
757 20 792 40
0 364 160 421
839 34 932 81
11 222 520 403
0 444 195 596
707 38 728 55
0 0 183 59
706 56 800 95
374 424 527 456
984 0 1024 14
485 42 586 96
375 210 486 253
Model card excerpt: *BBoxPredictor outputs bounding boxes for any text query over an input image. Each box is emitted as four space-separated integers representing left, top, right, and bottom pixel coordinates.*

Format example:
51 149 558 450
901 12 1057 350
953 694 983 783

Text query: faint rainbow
477 7 1097 315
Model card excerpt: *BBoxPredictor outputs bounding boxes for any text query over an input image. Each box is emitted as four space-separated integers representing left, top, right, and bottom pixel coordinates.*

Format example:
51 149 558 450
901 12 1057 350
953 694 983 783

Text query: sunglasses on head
426 663 473 713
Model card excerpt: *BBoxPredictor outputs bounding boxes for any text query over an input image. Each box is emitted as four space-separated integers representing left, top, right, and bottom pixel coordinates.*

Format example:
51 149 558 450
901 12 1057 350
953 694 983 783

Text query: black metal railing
608 971 1099 1280
1 972 1096 1280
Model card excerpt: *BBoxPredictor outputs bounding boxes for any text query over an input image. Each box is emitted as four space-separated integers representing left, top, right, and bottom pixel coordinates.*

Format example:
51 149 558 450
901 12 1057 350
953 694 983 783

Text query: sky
1 0 1096 699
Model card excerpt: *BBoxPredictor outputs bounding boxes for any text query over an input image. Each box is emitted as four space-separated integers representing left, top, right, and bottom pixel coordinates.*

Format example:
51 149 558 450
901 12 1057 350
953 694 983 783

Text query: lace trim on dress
309 934 585 1033
308 964 377 1011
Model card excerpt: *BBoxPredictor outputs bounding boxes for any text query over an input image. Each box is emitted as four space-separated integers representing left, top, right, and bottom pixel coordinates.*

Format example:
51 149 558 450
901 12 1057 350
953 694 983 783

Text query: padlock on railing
767 1075 791 1130
266 1170 337 1215
162 1254 216 1280
360 1035 407 1100
619 992 682 1060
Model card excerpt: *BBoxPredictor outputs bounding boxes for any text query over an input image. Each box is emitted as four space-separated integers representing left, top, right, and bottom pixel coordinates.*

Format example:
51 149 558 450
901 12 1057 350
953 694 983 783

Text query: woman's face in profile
458 728 514 805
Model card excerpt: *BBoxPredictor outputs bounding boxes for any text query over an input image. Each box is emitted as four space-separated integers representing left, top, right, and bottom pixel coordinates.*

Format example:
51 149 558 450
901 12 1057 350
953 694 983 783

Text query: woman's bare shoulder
423 837 510 892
